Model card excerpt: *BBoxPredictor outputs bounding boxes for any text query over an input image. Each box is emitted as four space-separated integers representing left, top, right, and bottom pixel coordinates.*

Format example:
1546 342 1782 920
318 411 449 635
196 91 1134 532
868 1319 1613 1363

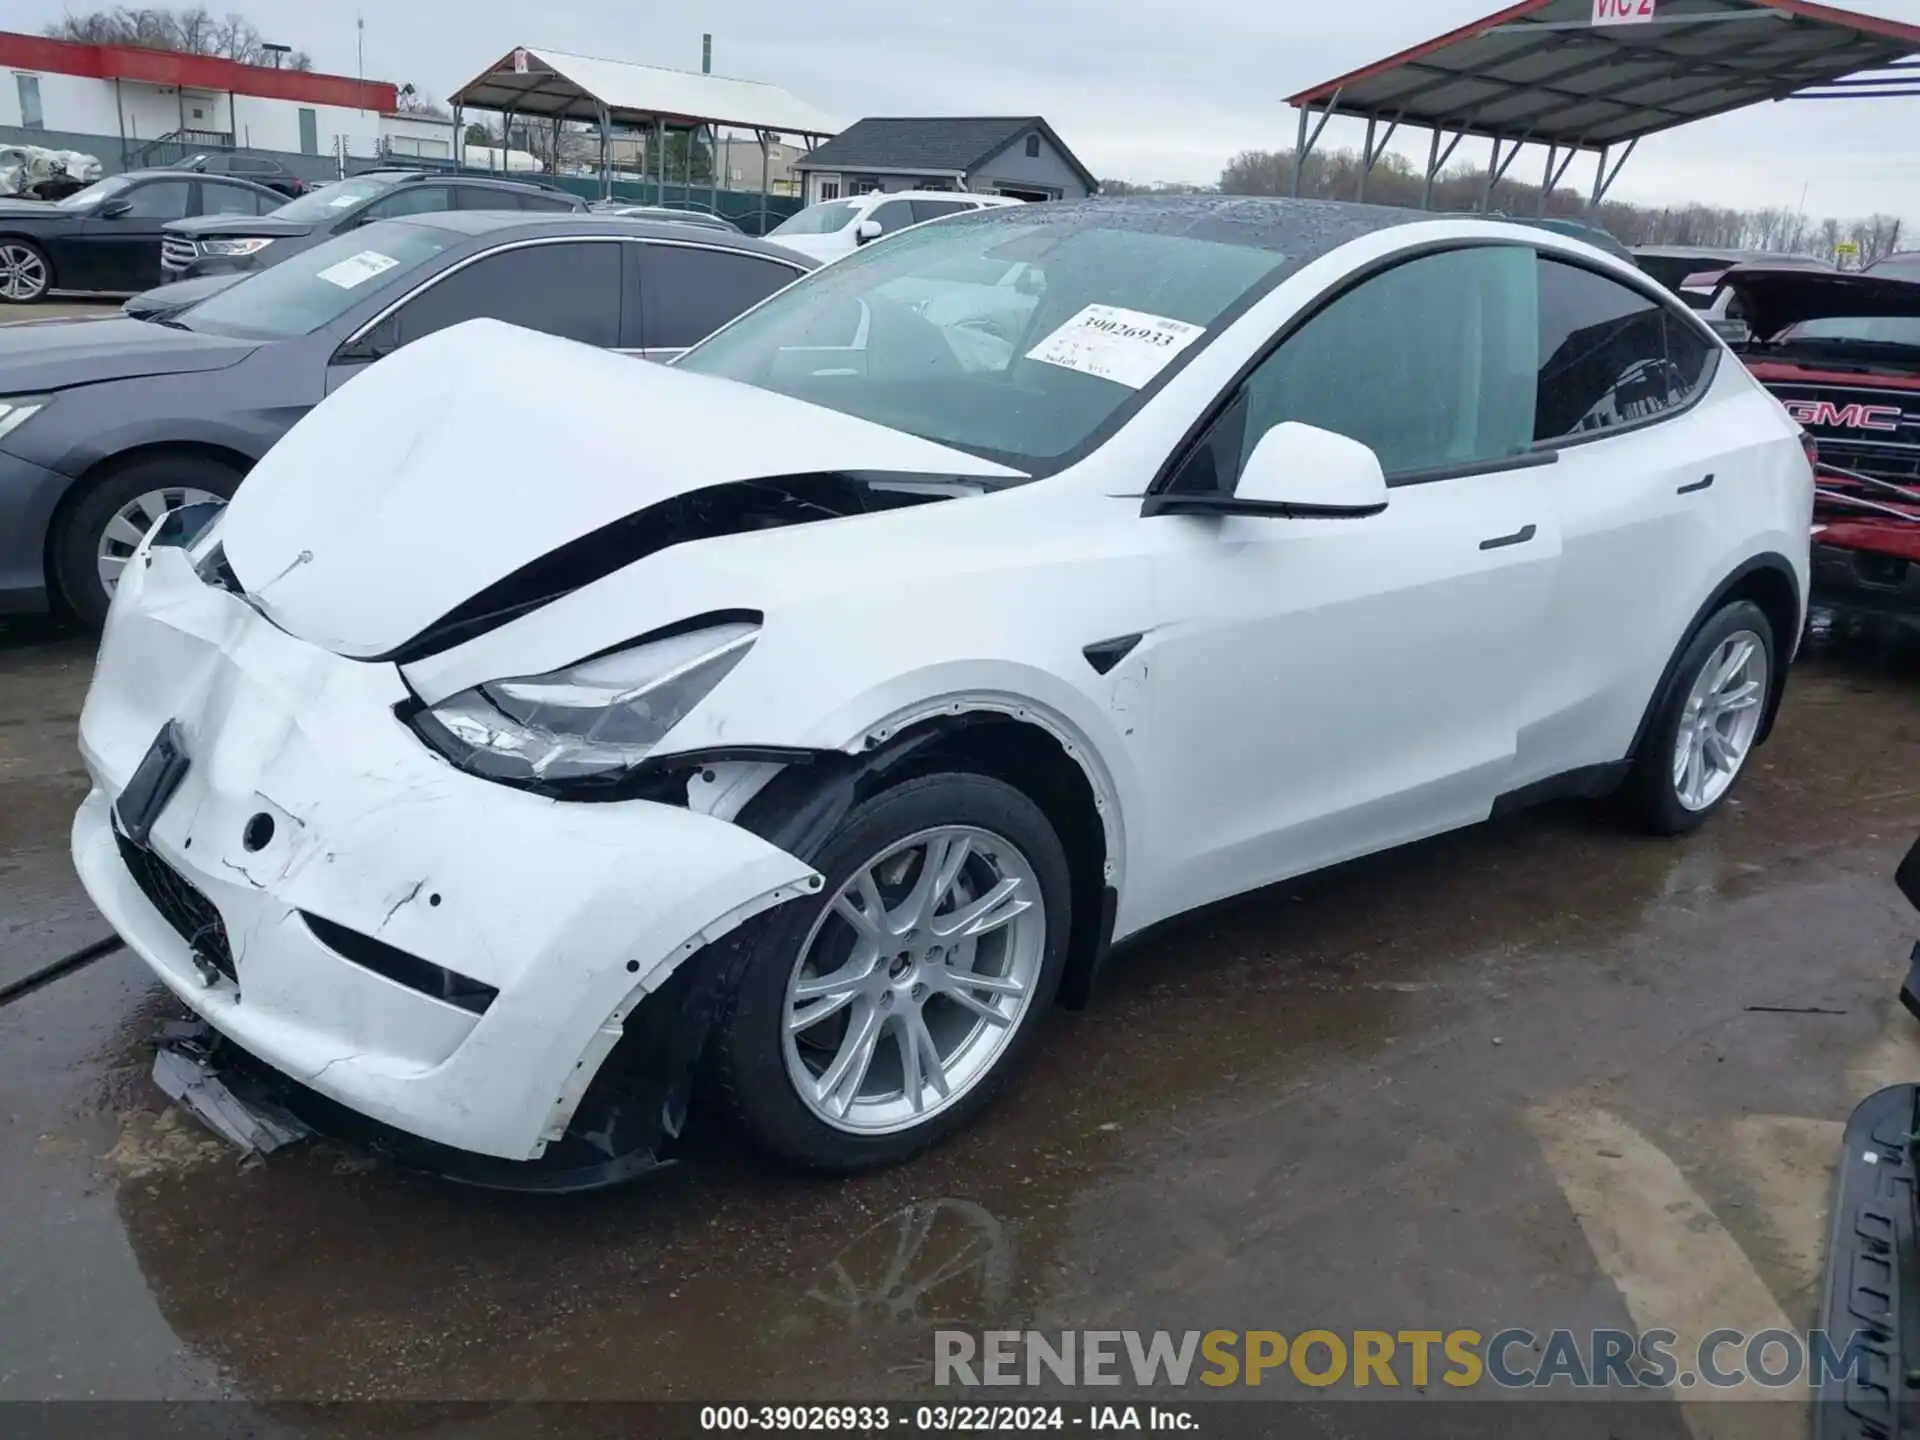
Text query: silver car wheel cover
1672 629 1768 812
96 486 225 595
0 243 48 300
782 824 1047 1135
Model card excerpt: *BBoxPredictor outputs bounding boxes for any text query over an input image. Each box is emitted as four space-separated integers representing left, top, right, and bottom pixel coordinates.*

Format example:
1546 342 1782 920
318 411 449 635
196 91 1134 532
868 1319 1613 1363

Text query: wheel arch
43 440 254 609
1627 550 1804 762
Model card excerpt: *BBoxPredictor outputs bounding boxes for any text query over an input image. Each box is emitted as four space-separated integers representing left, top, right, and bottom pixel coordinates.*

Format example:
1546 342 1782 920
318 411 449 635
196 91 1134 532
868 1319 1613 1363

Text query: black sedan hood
0 199 65 221
1722 265 1920 340
0 316 258 391
164 215 316 240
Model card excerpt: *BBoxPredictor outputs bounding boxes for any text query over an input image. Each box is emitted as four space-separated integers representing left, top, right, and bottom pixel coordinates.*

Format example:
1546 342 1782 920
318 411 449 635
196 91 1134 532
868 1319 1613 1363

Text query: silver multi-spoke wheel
1672 628 1767 812
0 243 48 301
783 825 1047 1135
96 486 224 595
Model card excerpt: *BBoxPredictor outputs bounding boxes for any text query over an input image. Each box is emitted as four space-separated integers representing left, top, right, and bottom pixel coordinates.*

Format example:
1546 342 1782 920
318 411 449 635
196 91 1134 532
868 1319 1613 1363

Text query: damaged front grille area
114 830 237 983
300 911 498 1015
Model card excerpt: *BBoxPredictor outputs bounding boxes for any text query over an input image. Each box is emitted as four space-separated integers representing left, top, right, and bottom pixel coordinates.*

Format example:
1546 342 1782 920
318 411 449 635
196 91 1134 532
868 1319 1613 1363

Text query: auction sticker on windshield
316 251 401 289
1026 304 1205 389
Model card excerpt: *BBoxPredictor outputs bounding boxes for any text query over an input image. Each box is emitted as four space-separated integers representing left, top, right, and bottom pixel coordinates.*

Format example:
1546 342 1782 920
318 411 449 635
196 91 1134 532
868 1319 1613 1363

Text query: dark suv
168 152 309 199
159 169 586 280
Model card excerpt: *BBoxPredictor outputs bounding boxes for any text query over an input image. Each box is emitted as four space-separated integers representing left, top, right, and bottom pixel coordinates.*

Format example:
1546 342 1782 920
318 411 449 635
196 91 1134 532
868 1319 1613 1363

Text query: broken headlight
410 621 758 785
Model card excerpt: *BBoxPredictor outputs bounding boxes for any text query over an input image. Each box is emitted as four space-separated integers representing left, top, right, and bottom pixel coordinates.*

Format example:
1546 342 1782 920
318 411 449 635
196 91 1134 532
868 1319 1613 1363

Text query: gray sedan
0 210 814 626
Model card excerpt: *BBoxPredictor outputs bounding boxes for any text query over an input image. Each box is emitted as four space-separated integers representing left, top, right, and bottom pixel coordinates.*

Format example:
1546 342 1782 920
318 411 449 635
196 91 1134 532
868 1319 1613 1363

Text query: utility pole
356 14 366 114
702 34 712 73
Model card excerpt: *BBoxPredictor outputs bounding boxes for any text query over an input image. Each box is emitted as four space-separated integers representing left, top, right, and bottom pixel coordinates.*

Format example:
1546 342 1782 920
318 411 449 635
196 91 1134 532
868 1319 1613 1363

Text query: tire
54 454 243 629
0 239 52 303
1622 598 1776 835
712 771 1072 1172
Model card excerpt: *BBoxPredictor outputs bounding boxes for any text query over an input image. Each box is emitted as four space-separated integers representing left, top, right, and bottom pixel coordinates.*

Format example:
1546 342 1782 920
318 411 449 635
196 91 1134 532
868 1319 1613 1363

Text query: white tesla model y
74 198 1813 1186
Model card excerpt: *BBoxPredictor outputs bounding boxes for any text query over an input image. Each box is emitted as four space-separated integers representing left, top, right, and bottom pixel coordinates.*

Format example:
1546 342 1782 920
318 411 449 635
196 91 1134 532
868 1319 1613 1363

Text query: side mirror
855 218 883 245
338 317 400 365
99 197 133 219
1144 422 1389 520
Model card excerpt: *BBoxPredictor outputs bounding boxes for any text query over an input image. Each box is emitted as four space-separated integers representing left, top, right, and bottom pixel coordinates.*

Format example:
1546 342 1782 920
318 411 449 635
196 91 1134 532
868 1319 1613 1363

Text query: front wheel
712 772 1072 1172
1623 599 1775 835
55 455 242 628
0 240 51 303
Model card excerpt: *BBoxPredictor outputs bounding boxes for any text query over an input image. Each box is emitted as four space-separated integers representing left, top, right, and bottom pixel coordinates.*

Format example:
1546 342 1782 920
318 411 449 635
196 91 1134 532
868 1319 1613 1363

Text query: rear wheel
1623 599 1774 834
712 772 1071 1172
55 454 242 628
0 240 51 303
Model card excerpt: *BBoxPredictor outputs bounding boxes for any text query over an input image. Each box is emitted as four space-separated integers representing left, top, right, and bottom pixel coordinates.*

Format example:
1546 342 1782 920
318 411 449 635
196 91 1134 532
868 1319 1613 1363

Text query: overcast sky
22 0 1920 219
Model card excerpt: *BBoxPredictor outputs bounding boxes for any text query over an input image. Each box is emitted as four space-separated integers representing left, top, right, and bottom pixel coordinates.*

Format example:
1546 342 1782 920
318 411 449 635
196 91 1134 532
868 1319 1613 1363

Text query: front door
1138 244 1563 924
71 177 192 292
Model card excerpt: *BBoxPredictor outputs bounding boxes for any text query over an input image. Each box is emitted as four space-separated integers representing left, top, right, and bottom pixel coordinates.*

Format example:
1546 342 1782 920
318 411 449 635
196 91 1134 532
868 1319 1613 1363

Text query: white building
0 29 395 165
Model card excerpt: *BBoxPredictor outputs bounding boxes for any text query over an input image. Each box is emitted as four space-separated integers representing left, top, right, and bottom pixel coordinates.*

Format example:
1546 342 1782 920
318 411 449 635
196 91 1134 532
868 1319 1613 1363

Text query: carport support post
452 101 463 169
654 116 666 206
757 129 772 235
1539 144 1555 213
1586 137 1637 216
499 107 515 172
1357 116 1376 200
1423 126 1441 210
596 101 611 200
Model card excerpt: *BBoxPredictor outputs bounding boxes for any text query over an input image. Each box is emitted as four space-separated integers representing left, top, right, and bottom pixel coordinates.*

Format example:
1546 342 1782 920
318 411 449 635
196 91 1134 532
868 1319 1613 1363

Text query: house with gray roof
792 117 1096 205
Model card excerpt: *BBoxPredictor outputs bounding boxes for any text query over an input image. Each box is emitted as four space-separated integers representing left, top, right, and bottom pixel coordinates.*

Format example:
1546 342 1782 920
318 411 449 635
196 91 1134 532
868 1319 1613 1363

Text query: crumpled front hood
220 319 1022 659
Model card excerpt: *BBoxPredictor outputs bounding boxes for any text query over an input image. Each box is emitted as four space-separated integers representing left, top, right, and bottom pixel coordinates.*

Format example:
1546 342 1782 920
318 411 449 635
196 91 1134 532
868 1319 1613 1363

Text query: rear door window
201 179 272 216
391 240 622 349
638 244 804 350
362 185 453 221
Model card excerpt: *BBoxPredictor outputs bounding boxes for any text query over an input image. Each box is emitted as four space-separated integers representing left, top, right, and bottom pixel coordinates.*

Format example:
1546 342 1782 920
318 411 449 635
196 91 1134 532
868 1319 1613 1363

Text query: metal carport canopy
448 46 838 137
1283 0 1920 209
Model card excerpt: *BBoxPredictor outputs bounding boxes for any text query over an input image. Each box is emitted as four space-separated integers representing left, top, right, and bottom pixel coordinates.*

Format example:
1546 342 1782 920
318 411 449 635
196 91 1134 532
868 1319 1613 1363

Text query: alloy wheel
782 825 1047 1135
96 486 225 596
0 243 48 301
1672 629 1768 812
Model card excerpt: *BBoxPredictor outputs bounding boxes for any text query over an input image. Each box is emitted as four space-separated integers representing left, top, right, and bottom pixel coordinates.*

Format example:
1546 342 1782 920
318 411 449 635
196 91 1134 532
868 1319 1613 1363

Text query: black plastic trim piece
1057 884 1118 1011
1812 1081 1915 1439
1082 635 1142 676
1141 494 1387 520
1388 448 1561 489
1899 837 1920 913
1489 762 1630 820
300 912 498 1016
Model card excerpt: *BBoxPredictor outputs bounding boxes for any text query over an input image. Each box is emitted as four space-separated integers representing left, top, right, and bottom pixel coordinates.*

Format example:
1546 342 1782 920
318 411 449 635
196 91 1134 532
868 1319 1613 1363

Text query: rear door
630 242 807 360
70 177 192 291
1510 254 1731 785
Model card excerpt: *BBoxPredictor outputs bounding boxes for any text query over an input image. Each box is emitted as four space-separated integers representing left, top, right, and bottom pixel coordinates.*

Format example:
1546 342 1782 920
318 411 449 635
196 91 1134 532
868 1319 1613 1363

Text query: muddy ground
1 611 1916 1436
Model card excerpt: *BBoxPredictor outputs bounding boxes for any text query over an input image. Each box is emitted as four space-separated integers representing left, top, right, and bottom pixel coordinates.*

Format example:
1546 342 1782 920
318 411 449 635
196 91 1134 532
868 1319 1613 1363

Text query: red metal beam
1754 0 1920 48
0 31 396 112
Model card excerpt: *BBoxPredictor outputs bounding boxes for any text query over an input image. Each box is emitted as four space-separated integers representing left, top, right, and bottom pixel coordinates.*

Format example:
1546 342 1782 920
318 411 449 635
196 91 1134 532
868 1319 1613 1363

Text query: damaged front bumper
74 538 820 1181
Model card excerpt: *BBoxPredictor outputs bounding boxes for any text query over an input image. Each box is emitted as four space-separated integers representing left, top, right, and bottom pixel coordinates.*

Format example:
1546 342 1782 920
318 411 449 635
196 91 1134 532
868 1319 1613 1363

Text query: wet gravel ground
1 610 1916 1427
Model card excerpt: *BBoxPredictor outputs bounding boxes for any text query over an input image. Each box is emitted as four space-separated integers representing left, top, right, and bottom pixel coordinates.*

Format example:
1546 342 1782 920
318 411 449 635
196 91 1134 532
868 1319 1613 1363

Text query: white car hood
219 319 1020 659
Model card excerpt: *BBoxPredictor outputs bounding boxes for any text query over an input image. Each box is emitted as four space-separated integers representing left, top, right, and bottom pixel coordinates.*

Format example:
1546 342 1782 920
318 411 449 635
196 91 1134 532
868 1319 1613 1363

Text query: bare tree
1216 145 1913 264
46 7 311 68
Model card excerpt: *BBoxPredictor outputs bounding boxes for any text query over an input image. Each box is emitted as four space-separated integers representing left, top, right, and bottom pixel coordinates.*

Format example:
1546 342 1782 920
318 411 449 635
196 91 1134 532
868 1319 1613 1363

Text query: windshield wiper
139 314 191 331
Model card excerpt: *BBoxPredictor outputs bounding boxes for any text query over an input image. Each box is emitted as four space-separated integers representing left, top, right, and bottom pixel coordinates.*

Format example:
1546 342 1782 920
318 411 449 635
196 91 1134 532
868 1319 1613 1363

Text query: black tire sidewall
55 456 243 628
0 239 51 302
1630 598 1775 834
714 771 1073 1172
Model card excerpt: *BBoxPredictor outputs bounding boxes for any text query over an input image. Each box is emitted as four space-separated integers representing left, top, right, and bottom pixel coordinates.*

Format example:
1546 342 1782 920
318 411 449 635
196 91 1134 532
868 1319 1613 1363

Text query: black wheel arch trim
1627 551 1804 763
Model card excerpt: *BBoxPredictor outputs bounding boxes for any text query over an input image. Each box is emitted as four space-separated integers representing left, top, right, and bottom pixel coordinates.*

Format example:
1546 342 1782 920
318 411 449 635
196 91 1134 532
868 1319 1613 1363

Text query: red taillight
1801 432 1820 473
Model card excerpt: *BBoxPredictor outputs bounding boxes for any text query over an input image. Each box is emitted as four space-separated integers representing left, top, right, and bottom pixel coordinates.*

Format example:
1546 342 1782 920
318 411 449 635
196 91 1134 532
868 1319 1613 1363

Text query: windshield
269 175 397 223
677 214 1290 472
770 201 860 237
1777 315 1920 350
178 221 457 341
54 175 130 210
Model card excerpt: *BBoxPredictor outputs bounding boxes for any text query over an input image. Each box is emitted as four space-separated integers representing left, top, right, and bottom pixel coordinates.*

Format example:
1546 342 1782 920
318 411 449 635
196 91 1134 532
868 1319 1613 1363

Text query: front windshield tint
270 175 395 222
55 175 130 210
770 200 859 237
1781 315 1920 348
180 221 456 341
677 217 1289 471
